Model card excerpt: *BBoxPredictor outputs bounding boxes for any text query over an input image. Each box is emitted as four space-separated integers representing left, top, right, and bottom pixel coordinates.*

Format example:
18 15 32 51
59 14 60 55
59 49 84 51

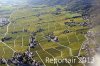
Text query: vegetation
0 0 93 66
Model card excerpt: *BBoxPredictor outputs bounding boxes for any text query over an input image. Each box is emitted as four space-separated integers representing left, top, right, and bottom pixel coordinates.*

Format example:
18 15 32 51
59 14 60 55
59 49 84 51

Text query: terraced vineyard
0 5 90 66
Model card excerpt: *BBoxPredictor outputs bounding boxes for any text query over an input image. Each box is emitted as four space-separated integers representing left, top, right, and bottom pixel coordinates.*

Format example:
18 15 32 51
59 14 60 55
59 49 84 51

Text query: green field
0 5 89 66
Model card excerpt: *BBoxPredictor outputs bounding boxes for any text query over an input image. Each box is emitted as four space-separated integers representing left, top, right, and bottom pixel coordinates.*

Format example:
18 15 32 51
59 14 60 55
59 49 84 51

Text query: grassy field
0 5 89 66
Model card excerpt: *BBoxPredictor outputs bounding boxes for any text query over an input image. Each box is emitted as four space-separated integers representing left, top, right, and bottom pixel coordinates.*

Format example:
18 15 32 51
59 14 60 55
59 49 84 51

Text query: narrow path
0 8 19 55
4 9 17 37
1 41 16 52
38 43 59 66
36 51 47 66
52 40 73 56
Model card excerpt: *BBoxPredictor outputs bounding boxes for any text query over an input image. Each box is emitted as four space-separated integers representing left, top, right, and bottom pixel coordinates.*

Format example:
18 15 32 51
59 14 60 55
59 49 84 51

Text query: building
0 17 9 26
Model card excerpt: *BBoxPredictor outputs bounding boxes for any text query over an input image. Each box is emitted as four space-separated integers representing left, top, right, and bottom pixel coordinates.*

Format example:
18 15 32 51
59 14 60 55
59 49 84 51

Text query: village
0 17 9 27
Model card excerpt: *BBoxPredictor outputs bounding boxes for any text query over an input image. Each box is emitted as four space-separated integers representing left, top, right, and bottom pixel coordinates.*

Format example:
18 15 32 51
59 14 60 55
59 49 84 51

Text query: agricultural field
0 5 90 66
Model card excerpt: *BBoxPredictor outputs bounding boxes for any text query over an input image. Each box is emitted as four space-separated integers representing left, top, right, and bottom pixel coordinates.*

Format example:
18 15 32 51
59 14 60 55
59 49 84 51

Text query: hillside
28 0 92 17
0 0 97 66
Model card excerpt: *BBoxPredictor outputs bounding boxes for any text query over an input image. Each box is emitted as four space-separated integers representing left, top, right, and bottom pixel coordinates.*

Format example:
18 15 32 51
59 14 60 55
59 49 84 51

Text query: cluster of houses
29 36 39 48
0 50 43 66
45 32 59 42
0 17 9 27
